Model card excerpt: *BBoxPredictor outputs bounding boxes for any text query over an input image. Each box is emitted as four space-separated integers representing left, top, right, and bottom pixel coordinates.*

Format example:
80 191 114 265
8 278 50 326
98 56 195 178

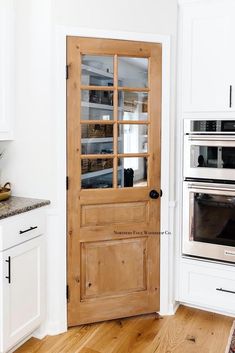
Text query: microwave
184 119 235 181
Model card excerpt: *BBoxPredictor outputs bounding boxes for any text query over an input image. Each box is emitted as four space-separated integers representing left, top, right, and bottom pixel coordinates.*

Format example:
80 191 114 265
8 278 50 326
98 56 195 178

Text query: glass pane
81 158 113 189
118 158 147 188
192 192 235 246
118 91 148 121
81 90 114 120
190 146 235 169
118 57 148 88
118 124 148 154
81 124 113 155
81 55 114 86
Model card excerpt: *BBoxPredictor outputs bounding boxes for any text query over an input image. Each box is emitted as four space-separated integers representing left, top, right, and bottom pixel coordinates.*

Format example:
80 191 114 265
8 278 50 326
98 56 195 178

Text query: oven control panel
185 120 235 133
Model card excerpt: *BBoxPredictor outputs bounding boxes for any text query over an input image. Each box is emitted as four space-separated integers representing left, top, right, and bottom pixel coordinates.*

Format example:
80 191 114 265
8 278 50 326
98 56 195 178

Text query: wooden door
67 37 162 326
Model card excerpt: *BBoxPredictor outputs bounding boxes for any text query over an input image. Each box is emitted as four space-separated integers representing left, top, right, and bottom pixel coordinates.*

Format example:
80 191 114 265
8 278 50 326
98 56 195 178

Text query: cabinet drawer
0 210 46 251
179 261 235 313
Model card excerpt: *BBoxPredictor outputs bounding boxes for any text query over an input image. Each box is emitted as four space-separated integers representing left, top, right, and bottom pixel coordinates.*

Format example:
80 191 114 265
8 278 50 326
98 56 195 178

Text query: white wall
1 0 178 334
0 0 55 202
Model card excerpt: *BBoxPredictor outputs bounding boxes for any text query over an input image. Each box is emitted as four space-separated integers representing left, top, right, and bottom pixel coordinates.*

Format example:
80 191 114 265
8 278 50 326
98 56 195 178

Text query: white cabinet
0 0 14 140
0 237 45 352
178 258 235 315
179 0 235 114
0 210 46 353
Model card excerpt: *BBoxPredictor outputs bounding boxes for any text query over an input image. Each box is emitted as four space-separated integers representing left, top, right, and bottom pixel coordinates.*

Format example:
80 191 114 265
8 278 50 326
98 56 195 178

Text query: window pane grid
80 54 150 189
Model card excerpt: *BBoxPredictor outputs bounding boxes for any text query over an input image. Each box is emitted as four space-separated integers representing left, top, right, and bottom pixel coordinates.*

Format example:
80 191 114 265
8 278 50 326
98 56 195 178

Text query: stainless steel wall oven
183 120 235 263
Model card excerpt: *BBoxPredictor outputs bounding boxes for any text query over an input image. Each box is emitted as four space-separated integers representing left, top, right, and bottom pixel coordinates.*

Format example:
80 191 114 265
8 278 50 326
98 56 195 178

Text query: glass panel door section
118 124 148 154
118 57 148 88
80 54 149 189
81 55 114 86
118 157 147 187
118 91 148 121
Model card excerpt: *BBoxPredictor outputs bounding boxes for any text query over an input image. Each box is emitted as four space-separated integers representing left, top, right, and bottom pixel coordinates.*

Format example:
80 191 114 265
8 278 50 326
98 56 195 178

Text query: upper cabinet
0 0 14 140
179 0 235 116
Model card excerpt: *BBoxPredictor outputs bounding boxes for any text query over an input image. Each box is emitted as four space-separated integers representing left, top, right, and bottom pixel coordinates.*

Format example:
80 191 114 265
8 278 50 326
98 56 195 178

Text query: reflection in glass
118 124 148 154
81 90 114 120
81 158 113 189
118 57 148 88
81 55 114 86
118 91 148 121
118 158 147 188
81 124 113 155
190 146 235 169
193 192 235 246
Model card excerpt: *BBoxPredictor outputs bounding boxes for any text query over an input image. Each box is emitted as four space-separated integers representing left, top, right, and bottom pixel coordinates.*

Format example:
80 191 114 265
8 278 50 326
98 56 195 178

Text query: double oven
183 119 235 263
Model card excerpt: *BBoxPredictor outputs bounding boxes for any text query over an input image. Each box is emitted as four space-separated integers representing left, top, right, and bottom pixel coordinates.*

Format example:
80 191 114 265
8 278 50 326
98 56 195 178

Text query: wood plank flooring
15 306 234 353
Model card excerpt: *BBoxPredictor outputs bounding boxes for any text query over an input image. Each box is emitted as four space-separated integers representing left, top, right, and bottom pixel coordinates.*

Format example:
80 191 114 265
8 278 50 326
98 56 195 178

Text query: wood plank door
67 36 162 326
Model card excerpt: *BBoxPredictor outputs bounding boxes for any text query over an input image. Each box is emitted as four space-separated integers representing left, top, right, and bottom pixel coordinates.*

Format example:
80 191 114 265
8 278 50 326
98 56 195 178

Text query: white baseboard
171 302 180 315
45 320 67 336
33 320 67 339
159 301 179 316
7 334 33 353
181 302 235 318
32 324 47 340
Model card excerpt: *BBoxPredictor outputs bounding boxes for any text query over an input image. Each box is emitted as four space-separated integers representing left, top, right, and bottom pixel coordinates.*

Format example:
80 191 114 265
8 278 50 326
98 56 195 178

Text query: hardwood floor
16 306 233 353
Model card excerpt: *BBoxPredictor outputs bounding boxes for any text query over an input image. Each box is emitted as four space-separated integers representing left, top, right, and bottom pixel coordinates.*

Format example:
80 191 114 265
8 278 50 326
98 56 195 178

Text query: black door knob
149 190 160 199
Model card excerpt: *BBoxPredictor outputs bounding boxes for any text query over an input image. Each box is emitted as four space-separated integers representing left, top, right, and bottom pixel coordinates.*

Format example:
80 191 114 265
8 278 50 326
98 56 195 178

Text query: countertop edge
0 199 51 220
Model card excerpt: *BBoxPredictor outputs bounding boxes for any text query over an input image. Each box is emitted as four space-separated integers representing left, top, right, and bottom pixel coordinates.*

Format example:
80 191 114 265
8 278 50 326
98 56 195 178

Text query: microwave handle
187 183 235 193
188 136 235 141
230 85 233 108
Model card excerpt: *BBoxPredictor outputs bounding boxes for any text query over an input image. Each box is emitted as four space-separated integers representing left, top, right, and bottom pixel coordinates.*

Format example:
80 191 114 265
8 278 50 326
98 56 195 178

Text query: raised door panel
181 2 235 113
2 237 45 352
81 238 147 299
81 201 149 227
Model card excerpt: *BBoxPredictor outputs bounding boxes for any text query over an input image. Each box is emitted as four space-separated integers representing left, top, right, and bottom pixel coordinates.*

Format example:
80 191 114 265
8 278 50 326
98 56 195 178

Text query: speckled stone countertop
0 196 50 220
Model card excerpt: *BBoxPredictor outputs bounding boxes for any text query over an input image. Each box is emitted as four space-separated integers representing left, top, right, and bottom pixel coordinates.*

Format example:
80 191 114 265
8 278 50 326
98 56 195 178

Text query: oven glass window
190 146 235 169
192 192 235 246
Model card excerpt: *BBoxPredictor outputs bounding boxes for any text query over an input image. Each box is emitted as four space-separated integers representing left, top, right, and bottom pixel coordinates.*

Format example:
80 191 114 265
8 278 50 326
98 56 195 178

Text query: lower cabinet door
179 260 235 314
0 236 45 352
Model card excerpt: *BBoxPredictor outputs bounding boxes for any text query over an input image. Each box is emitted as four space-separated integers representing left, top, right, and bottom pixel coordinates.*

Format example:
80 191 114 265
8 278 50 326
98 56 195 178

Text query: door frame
54 26 174 332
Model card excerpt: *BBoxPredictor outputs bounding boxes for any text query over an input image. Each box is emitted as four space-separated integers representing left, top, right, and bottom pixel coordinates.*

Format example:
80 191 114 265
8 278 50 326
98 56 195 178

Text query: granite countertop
0 196 50 220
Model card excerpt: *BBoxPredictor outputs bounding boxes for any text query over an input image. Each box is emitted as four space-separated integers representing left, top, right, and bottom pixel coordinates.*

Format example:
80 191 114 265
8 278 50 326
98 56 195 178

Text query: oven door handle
188 135 235 141
187 184 235 193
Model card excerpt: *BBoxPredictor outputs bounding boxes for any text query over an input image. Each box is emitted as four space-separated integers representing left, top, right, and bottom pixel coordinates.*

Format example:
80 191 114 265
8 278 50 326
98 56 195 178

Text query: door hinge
66 285 70 302
66 65 69 80
66 176 69 190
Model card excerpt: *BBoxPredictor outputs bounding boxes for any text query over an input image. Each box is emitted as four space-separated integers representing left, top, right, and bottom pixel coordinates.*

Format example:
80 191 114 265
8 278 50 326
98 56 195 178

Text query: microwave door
184 136 235 180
